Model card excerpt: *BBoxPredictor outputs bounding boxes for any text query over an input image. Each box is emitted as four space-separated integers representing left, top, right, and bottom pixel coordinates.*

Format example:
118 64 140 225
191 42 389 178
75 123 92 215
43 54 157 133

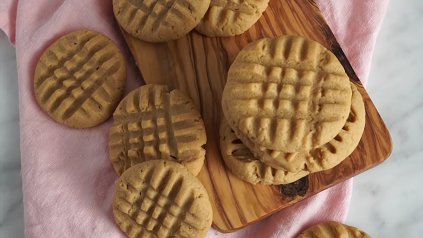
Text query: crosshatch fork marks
39 39 109 106
61 55 120 120
224 35 352 152
109 85 206 175
150 0 178 30
45 48 114 114
120 0 197 35
114 0 212 42
113 161 210 237
35 31 99 88
34 30 126 128
195 0 269 37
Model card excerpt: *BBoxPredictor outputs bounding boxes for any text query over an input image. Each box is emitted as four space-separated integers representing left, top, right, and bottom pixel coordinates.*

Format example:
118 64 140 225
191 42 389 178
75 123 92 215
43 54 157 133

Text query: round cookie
113 0 210 42
222 35 352 153
113 160 213 238
224 83 365 173
219 118 309 185
296 221 371 238
109 84 207 176
34 30 127 128
195 0 270 37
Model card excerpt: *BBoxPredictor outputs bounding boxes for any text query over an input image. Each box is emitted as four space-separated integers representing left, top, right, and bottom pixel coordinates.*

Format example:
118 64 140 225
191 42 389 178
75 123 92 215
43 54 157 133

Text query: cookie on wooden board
109 84 206 176
113 0 210 42
34 30 127 128
195 0 270 37
223 82 365 173
296 221 371 238
222 35 352 153
113 160 213 238
219 118 308 185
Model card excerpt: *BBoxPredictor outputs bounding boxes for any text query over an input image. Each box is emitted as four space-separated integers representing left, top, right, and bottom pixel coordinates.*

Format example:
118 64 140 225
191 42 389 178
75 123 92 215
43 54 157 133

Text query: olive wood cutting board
118 0 393 233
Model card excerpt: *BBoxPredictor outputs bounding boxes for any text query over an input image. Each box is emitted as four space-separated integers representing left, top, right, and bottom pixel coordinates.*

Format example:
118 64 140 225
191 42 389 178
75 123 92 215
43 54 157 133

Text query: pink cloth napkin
0 0 388 237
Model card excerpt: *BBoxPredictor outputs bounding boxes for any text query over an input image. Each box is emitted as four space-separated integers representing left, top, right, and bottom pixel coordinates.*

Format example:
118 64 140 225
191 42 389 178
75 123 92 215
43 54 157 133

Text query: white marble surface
0 0 423 237
0 31 24 238
344 0 423 236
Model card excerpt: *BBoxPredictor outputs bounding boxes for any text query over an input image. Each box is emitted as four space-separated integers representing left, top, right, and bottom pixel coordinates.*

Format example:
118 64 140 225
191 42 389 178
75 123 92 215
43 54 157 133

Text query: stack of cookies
220 35 366 185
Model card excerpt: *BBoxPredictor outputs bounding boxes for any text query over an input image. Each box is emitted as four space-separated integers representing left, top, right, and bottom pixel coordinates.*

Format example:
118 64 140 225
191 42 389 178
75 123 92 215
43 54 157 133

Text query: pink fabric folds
0 0 388 237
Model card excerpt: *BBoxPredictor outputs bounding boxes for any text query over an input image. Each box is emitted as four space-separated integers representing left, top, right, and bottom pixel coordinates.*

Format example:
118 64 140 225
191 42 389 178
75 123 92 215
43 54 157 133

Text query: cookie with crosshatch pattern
109 84 206 176
112 160 213 238
223 82 365 173
296 221 371 238
222 35 352 153
113 0 210 42
195 0 270 37
34 30 126 128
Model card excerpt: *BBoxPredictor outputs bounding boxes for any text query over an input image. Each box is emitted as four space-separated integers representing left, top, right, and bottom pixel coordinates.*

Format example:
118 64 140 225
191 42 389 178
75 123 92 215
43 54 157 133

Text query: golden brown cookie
222 35 352 153
195 0 270 37
219 118 308 185
113 0 210 42
109 84 206 176
296 221 371 238
34 30 127 128
113 160 213 238
223 82 365 173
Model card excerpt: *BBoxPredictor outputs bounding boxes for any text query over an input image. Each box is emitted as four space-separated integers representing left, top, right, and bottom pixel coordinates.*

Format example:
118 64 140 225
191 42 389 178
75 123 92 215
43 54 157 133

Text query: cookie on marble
113 160 213 238
223 82 365 173
219 118 308 185
109 84 206 176
296 221 371 238
222 35 352 153
113 0 210 42
34 30 127 128
195 0 270 37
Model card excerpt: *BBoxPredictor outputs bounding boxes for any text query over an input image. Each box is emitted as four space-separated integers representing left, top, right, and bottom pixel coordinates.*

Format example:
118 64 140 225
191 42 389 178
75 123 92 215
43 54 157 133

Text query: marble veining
0 31 24 238
345 0 423 237
1 0 423 237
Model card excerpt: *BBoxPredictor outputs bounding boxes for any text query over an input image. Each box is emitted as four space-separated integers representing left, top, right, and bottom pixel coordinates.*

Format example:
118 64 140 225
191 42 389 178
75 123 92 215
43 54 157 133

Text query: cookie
113 160 213 238
34 30 127 128
109 84 207 176
113 0 210 42
195 0 270 37
219 118 308 185
224 82 365 173
222 35 352 153
296 221 371 238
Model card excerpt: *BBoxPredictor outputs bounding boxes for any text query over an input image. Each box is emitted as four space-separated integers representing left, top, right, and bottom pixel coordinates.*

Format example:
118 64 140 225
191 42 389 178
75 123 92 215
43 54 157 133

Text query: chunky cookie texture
222 35 352 153
113 160 213 238
219 118 309 185
296 221 372 238
227 82 365 173
109 84 206 176
195 0 270 37
113 0 210 42
34 30 126 128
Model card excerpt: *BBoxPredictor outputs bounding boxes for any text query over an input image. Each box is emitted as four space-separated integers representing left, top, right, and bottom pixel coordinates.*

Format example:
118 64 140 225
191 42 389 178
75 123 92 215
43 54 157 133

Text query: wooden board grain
118 0 393 232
